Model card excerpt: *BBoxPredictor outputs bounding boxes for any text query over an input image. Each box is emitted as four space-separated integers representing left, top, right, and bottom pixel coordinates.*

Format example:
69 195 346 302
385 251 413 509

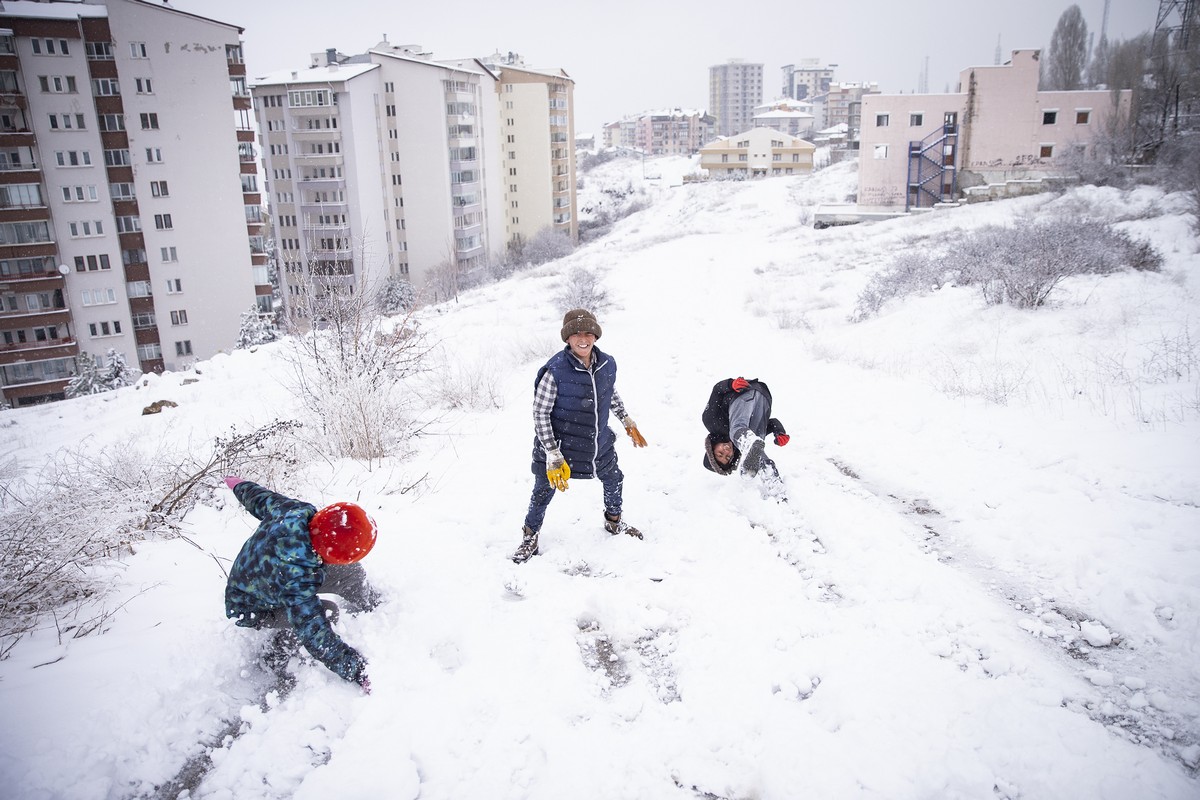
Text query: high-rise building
600 109 714 155
254 43 577 310
781 60 835 101
479 52 577 246
709 60 762 138
0 0 259 407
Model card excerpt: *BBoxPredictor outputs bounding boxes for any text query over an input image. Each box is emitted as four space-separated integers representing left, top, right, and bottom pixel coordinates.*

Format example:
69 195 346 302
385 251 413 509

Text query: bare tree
1044 5 1089 90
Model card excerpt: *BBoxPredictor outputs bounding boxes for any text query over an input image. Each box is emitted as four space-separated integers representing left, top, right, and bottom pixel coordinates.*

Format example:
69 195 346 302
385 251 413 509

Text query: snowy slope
1 160 1198 799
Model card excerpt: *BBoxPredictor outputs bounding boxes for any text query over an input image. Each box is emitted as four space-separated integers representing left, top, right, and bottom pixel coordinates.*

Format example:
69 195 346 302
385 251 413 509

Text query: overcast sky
171 0 1158 136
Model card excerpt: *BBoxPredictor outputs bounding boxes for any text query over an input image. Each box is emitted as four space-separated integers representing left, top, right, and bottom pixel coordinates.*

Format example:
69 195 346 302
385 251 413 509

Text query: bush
65 348 134 398
236 306 280 349
554 267 610 314
0 420 301 658
852 217 1163 318
519 227 576 266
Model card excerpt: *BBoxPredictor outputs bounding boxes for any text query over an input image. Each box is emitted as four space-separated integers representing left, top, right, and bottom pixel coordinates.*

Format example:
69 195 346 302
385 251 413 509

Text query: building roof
252 62 378 87
0 0 243 33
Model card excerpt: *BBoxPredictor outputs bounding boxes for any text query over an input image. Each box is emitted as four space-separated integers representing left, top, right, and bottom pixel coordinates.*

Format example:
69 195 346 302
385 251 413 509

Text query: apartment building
781 59 834 101
600 108 714 155
858 50 1133 209
479 53 577 244
809 81 879 135
709 60 762 138
752 99 815 139
0 0 258 407
699 127 816 178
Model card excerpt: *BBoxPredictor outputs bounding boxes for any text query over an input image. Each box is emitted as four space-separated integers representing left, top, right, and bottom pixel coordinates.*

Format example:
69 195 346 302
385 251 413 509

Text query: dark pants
524 459 624 532
250 562 377 629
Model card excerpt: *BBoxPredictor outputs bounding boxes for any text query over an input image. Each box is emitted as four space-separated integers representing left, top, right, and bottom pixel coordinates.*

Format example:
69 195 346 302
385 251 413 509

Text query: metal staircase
905 121 958 210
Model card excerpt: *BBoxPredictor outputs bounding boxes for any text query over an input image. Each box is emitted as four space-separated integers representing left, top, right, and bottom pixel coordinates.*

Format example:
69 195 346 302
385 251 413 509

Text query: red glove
357 672 372 695
774 433 790 447
731 377 749 392
224 476 244 490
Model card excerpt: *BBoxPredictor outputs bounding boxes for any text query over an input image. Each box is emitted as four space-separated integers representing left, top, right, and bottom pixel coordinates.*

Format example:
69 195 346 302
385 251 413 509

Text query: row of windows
874 110 1091 127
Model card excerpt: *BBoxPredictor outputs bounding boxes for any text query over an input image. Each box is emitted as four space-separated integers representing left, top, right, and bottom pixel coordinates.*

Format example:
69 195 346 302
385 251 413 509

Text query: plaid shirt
533 355 628 454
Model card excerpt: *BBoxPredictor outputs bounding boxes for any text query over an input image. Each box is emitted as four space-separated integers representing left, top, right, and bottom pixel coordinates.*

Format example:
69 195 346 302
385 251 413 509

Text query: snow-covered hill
2 160 1198 799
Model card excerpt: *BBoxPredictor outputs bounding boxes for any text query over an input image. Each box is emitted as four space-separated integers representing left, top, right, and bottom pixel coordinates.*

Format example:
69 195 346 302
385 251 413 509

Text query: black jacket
702 378 786 474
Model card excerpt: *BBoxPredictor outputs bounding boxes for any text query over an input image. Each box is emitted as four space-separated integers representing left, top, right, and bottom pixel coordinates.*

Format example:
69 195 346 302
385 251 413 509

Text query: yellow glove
623 417 648 448
546 448 571 491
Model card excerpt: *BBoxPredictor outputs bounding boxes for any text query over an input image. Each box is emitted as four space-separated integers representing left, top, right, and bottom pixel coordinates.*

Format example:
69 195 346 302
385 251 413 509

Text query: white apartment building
0 0 259 406
257 43 583 308
477 53 577 245
699 127 816 178
858 50 1133 209
781 59 834 101
752 99 815 139
709 60 762 138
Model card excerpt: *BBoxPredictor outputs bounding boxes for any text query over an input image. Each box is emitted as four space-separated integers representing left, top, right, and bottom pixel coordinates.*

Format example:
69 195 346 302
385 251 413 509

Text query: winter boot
511 525 540 564
739 436 768 477
604 512 643 540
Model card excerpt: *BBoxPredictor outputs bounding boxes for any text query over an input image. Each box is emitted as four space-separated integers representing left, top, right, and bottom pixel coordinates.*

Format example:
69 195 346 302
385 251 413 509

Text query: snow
2 158 1199 799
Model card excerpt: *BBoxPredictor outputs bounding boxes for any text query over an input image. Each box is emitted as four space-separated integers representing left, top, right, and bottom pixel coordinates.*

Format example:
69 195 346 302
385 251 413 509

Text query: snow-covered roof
0 0 107 20
252 62 379 87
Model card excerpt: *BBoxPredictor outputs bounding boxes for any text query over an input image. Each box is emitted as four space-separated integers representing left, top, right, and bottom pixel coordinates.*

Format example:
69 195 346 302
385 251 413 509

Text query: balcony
0 335 77 363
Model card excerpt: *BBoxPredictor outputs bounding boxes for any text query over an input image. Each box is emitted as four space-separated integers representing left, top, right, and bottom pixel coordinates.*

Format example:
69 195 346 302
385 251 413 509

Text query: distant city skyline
171 0 1159 137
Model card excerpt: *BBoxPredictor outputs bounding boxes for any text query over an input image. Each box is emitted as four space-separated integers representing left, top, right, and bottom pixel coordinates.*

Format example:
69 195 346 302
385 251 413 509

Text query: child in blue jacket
224 478 377 692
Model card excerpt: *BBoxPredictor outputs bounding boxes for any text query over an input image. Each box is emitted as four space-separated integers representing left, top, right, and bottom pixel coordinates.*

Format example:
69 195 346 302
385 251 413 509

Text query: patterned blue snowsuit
224 481 366 683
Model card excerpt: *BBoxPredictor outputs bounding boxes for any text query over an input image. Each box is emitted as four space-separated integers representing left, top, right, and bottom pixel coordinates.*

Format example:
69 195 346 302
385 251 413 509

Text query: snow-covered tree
377 274 417 316
236 306 280 349
65 349 133 398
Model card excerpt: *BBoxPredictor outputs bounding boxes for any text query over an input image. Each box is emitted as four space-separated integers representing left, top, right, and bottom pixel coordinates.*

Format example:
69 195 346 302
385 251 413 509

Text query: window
1042 110 1058 125
92 78 119 96
110 183 135 200
98 113 125 132
104 148 131 166
122 248 146 265
876 114 889 127
49 113 86 130
135 77 153 94
1039 144 1054 159
68 220 103 237
161 246 177 262
154 213 172 230
88 320 121 337
909 113 924 126
140 113 159 130
166 278 182 294
80 287 117 306
73 254 110 271
145 147 163 163
150 180 168 197
85 42 114 61
130 42 148 59
175 340 192 356
55 150 92 167
1075 110 1091 124
38 75 77 93
738 154 748 162
874 144 889 159
115 216 141 233
137 343 162 361
170 310 188 326
32 39 70 56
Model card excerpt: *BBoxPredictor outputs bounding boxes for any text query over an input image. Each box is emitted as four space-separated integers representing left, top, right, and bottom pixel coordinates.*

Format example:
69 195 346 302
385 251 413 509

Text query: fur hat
703 433 739 475
560 308 602 342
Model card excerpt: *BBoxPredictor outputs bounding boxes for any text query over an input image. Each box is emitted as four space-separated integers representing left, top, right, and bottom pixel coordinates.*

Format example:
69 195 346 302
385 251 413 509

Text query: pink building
858 50 1133 210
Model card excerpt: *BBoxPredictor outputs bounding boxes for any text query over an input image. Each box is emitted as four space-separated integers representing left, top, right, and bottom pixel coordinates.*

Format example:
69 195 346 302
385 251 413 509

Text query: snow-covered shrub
0 421 301 658
519 227 576 266
554 266 610 315
852 218 1163 318
851 251 952 321
65 349 134 398
377 274 417 316
284 278 430 464
236 306 280 349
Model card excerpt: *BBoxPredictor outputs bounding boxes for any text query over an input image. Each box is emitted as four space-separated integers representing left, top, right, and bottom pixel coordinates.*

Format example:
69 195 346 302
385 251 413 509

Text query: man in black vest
512 309 648 563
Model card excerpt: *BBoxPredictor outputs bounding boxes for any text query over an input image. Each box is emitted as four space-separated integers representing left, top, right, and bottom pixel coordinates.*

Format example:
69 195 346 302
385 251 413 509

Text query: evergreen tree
236 305 280 348
377 275 417 316
1045 5 1089 90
